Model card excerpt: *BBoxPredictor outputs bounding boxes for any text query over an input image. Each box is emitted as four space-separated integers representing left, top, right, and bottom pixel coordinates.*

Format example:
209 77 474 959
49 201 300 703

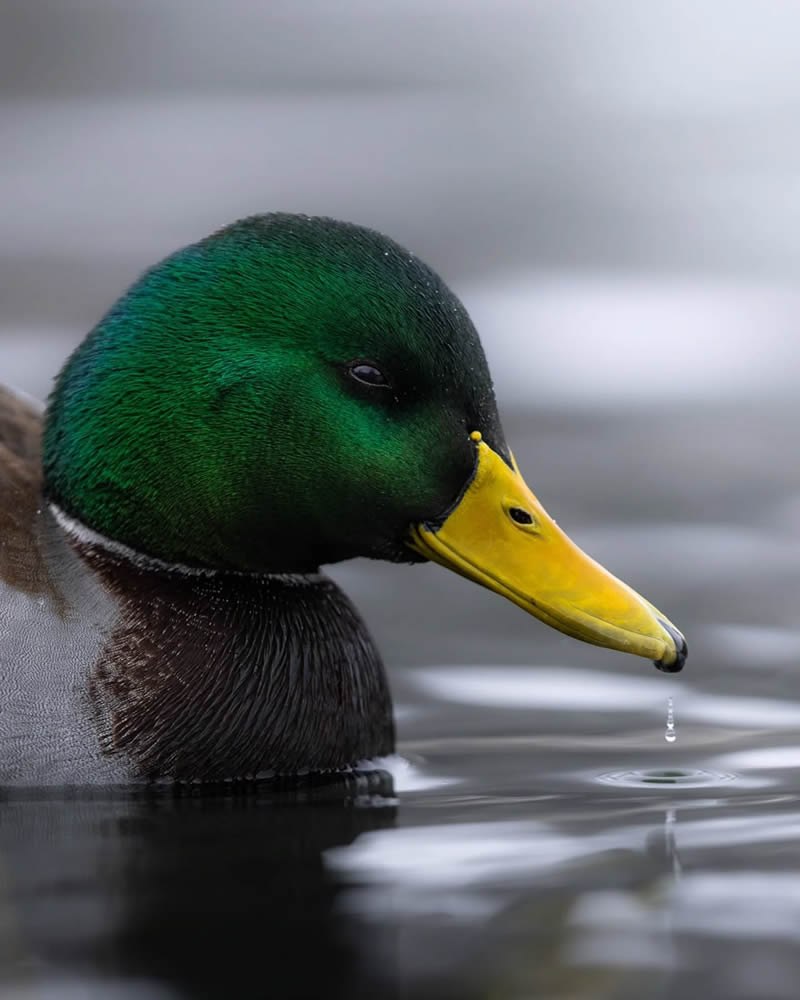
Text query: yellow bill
409 433 687 672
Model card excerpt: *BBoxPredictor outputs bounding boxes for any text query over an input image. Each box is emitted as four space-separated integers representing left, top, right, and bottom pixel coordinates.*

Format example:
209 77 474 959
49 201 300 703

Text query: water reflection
328 803 800 904
411 665 800 731
327 789 800 998
0 776 396 999
716 746 800 771
569 869 800 997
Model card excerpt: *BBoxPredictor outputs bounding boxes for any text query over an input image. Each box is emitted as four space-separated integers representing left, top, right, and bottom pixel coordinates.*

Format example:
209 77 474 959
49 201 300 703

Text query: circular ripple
597 767 737 789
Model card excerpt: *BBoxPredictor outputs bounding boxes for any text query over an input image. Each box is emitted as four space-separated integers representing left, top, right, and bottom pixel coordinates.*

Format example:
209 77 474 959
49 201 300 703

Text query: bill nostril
508 507 533 525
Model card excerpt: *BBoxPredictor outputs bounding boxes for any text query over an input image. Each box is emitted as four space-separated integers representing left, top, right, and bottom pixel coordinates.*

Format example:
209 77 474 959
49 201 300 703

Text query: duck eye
348 362 390 388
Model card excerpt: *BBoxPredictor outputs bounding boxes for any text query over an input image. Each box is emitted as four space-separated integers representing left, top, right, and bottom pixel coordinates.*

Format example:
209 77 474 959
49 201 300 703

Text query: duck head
43 213 686 672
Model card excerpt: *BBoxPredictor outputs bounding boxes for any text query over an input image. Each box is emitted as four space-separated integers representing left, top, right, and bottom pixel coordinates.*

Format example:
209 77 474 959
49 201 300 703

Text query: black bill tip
653 618 688 673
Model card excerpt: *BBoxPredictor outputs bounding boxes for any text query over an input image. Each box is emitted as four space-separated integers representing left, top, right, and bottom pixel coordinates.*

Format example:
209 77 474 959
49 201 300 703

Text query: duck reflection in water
0 774 396 1000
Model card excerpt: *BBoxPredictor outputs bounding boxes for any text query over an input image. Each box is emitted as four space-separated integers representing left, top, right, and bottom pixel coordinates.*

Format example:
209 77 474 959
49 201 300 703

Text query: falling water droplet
665 696 677 743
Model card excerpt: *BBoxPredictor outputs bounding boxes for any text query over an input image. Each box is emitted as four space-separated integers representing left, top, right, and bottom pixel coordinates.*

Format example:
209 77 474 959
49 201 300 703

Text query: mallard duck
0 214 686 785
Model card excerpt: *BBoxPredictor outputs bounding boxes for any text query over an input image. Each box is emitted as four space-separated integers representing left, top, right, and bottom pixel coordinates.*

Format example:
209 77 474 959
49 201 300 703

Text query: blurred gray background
3 0 800 409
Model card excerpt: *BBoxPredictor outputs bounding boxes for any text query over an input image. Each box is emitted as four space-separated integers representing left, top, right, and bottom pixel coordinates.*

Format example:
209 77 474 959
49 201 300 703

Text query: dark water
1 400 799 999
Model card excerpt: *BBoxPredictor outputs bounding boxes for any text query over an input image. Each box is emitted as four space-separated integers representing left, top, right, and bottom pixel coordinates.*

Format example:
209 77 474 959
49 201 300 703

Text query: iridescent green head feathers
43 214 506 572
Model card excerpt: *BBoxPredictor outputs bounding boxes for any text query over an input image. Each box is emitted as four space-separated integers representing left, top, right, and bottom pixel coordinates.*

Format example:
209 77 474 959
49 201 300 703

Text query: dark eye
347 362 390 388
